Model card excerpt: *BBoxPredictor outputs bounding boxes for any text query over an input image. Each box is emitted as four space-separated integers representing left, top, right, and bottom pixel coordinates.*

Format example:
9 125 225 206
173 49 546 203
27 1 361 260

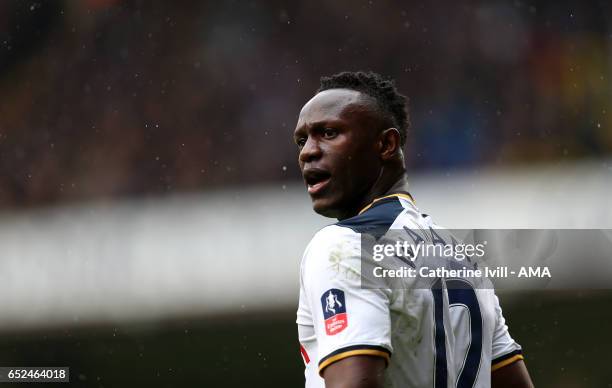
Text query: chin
311 197 344 219
312 198 340 218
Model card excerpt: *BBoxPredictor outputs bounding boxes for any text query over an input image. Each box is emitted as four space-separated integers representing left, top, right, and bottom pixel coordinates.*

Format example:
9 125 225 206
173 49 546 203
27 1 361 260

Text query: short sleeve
491 292 524 371
301 226 393 375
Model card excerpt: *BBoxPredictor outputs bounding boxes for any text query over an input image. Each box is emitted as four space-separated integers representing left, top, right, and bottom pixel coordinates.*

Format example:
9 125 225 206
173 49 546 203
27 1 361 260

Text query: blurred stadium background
1 0 611 386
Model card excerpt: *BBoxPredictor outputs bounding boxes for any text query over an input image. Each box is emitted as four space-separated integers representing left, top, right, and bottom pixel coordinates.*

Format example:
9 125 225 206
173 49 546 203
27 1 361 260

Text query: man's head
294 71 410 219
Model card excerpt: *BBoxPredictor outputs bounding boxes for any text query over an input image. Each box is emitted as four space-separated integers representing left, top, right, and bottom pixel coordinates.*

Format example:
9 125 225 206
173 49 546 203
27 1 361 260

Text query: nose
299 136 322 164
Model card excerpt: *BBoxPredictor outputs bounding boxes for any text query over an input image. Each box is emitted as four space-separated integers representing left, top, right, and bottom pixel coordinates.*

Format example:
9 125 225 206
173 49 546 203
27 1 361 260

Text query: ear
378 128 402 161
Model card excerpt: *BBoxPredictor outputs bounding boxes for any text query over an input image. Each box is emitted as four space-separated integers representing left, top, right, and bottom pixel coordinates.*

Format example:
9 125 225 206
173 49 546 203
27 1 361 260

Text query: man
294 71 534 388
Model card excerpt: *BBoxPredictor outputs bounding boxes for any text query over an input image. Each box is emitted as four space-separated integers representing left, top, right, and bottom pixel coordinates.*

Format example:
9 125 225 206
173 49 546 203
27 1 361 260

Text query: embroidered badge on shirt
321 288 348 335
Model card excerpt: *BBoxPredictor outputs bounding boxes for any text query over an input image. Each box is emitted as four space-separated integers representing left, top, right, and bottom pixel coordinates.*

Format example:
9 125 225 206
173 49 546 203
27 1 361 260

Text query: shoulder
300 194 423 272
303 195 408 259
303 225 360 262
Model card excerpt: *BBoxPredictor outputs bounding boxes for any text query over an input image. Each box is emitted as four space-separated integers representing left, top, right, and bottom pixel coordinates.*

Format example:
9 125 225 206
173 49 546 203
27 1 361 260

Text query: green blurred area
0 292 611 387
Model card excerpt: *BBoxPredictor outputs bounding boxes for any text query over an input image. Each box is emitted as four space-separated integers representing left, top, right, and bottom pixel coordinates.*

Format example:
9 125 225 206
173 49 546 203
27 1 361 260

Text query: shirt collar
357 192 415 215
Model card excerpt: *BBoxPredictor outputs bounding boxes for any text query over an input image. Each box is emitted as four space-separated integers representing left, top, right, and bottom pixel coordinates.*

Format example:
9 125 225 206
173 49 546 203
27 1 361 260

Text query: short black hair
317 71 409 145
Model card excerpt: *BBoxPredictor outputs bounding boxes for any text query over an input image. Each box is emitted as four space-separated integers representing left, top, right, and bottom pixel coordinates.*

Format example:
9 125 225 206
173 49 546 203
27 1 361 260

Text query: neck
337 169 408 220
381 174 410 197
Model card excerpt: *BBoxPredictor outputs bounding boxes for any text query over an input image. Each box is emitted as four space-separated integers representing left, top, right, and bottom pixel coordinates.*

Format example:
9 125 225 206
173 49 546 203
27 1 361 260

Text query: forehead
296 89 374 129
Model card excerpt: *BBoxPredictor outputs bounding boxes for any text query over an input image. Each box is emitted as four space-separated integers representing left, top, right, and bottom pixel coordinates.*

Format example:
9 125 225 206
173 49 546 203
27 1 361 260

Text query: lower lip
308 178 331 195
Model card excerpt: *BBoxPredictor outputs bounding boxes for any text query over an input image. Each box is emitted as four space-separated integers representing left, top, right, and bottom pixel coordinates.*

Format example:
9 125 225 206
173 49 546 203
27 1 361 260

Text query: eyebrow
294 121 325 141
296 119 342 132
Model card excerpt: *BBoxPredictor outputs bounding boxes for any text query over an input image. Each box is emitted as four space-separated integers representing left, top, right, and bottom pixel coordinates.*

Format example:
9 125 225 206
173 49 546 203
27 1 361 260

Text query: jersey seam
319 342 392 365
491 348 523 364
318 343 392 375
491 349 524 372
491 354 524 372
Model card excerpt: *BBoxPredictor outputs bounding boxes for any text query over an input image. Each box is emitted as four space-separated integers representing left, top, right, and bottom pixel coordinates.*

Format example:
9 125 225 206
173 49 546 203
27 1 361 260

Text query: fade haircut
317 71 409 146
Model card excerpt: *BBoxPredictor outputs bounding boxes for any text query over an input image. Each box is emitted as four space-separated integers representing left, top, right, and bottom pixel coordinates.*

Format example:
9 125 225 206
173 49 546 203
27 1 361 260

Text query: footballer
294 71 534 388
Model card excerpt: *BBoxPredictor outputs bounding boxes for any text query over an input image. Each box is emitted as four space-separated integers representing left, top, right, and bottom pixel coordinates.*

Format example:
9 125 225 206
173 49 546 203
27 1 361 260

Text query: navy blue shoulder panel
336 198 405 239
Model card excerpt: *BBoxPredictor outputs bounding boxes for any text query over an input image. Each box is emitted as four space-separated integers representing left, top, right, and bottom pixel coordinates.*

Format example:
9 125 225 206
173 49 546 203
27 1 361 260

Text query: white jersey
297 193 523 388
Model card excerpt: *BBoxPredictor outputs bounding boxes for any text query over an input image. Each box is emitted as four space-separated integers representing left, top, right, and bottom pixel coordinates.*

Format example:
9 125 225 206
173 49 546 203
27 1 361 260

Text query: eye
323 128 338 139
296 137 307 148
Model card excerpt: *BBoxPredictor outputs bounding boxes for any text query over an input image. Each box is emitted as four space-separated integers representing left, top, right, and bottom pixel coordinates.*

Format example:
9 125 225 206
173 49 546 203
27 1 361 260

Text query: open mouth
303 168 332 195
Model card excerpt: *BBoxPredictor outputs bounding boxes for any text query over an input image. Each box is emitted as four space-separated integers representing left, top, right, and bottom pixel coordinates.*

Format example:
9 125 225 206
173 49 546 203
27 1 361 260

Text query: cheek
326 139 379 186
339 154 380 190
347 142 380 171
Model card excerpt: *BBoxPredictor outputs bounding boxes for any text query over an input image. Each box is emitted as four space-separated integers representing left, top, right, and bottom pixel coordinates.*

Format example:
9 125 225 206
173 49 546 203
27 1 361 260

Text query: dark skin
294 89 534 388
294 88 405 220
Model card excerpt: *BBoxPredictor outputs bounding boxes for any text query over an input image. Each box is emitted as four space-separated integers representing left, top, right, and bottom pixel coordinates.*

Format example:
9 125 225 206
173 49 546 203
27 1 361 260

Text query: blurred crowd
0 0 610 209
